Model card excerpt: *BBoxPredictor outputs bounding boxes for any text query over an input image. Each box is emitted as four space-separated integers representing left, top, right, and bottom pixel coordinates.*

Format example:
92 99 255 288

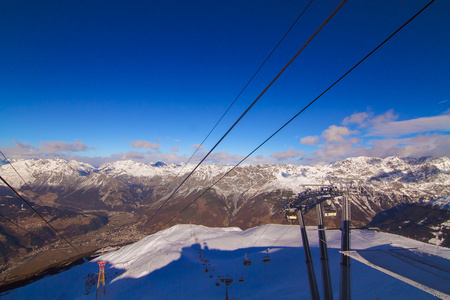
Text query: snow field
1 224 449 299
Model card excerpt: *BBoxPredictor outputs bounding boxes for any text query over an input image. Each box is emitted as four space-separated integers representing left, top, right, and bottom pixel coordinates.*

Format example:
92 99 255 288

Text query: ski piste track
344 248 450 299
1 224 449 300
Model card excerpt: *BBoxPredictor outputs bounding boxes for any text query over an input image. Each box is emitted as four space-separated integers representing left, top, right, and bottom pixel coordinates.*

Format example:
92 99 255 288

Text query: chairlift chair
285 208 298 220
262 249 271 264
215 280 220 287
243 253 252 266
238 273 245 283
324 205 337 217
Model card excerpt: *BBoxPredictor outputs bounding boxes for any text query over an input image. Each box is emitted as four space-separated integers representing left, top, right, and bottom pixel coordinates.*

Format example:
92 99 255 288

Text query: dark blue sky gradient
1 0 449 165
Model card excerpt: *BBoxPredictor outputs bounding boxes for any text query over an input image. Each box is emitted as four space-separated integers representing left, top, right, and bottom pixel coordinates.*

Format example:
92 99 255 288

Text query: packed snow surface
2 224 449 299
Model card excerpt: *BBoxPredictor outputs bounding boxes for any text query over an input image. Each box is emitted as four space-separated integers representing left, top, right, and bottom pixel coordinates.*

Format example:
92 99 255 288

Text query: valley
0 156 449 290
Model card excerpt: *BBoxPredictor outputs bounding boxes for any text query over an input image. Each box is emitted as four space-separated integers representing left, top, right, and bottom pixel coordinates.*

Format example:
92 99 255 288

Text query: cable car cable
270 226 293 248
176 0 314 174
0 175 81 254
146 0 347 227
158 0 435 231
251 224 271 248
0 150 51 210
0 213 47 245
0 213 72 259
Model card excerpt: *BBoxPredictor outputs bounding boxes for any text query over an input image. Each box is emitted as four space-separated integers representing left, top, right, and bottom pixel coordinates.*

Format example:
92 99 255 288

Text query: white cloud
322 125 357 143
250 155 271 164
1 140 108 167
301 110 450 164
40 140 93 153
1 141 40 159
312 142 353 161
367 114 450 137
205 151 245 164
300 136 320 145
369 109 398 125
131 140 160 149
159 153 187 163
342 112 370 127
270 148 304 162
120 151 146 160
193 144 205 150
171 147 180 153
362 134 450 158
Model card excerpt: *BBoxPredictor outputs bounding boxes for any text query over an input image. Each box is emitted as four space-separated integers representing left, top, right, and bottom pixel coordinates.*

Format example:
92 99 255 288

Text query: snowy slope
2 224 449 300
0 157 448 202
2 156 449 197
1 156 449 232
0 159 95 188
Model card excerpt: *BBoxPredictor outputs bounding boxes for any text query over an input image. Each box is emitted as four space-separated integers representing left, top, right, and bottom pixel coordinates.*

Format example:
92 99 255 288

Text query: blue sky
1 0 449 166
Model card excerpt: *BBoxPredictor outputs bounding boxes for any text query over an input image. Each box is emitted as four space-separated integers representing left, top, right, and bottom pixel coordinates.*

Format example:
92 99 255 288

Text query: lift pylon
297 208 321 300
281 184 342 300
317 201 333 300
339 193 351 300
219 275 234 300
96 261 107 300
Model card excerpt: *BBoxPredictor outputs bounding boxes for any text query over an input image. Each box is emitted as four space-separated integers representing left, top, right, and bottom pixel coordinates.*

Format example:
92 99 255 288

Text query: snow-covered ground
1 224 449 299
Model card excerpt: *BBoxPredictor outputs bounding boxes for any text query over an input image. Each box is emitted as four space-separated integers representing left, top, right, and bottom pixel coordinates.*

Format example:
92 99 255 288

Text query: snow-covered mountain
1 156 449 242
2 156 449 201
1 224 449 299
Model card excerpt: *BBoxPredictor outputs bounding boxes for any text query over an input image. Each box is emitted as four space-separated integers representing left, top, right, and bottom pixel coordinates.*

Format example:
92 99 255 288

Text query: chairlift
262 249 271 264
215 280 220 287
324 205 337 217
243 253 251 266
238 273 245 283
285 208 298 220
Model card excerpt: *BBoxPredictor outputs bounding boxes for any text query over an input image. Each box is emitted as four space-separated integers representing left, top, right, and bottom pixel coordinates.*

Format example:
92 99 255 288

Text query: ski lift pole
297 208 320 300
339 193 351 300
220 276 233 300
317 201 333 300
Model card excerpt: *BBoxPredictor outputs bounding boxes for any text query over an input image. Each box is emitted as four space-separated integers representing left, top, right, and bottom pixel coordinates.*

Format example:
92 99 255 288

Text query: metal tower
339 192 351 300
317 200 333 300
281 184 341 300
96 261 107 300
219 275 234 300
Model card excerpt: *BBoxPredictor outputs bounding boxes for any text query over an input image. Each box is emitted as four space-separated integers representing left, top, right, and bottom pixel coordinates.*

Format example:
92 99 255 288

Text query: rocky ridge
0 156 449 287
0 156 449 237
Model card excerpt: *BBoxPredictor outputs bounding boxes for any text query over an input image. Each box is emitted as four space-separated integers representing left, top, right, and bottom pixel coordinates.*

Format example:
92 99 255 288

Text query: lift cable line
0 175 81 254
251 224 271 247
0 150 80 255
1 150 49 209
0 213 48 245
0 213 73 259
177 0 314 173
146 0 347 226
270 225 292 248
159 0 435 231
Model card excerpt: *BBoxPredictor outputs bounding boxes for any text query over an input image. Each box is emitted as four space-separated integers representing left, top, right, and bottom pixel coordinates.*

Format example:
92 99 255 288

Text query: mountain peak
152 161 167 167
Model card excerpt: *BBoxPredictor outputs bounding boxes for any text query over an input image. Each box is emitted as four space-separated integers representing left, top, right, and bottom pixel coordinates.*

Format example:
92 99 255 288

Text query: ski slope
1 224 449 299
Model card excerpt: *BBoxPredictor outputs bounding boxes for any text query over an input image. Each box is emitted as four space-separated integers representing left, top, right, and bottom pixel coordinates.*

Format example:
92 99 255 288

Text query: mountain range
0 156 449 287
1 155 449 230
